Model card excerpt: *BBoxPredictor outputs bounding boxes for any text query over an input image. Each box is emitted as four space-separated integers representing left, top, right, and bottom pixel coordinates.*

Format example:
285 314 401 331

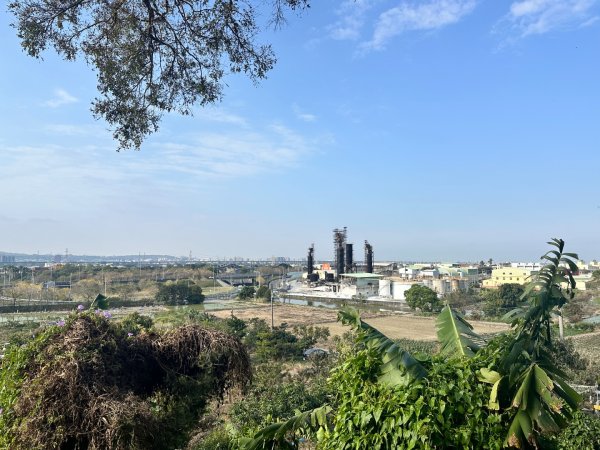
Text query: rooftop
340 273 384 279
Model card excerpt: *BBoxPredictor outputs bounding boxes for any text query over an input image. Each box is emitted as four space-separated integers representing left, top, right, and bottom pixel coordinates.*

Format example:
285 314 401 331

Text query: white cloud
152 123 312 178
292 103 317 122
328 0 378 41
503 0 598 37
361 0 477 51
192 107 248 127
43 88 79 108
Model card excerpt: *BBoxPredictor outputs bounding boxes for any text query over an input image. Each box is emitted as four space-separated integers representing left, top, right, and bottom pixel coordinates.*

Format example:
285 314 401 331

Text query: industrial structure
333 228 348 280
364 240 374 274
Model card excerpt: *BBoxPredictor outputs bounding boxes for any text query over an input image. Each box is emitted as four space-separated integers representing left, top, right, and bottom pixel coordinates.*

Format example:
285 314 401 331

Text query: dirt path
211 304 509 341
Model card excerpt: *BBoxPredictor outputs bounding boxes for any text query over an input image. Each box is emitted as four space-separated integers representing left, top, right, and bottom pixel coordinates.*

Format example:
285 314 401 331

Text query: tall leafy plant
244 239 581 449
486 239 581 447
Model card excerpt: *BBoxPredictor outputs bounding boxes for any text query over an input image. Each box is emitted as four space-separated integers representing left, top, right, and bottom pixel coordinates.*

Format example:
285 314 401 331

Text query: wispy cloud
361 0 477 51
292 103 317 122
501 0 598 38
328 0 378 41
192 107 248 127
43 88 79 108
153 123 312 178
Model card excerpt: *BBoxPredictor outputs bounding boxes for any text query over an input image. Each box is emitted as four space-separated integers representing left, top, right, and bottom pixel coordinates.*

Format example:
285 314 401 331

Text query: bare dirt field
211 304 510 341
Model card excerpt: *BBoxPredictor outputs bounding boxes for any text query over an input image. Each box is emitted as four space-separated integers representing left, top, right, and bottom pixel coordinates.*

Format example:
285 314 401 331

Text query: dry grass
6 313 250 450
210 304 509 341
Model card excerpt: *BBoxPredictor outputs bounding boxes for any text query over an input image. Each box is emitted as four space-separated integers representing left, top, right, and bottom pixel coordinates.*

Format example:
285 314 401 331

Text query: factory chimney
365 240 374 274
307 244 314 275
345 243 354 273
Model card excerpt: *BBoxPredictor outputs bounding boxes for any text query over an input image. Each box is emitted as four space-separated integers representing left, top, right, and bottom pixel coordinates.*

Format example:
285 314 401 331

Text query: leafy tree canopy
156 280 204 305
8 0 309 150
405 284 442 312
238 286 256 300
255 285 271 300
483 283 525 316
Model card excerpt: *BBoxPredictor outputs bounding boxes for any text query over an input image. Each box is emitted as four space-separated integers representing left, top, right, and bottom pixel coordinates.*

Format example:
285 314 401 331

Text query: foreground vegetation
1 239 599 449
246 239 600 449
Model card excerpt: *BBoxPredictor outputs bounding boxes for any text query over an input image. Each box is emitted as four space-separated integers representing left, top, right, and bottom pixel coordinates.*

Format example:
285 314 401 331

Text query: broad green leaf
338 308 428 382
436 304 484 358
478 367 501 384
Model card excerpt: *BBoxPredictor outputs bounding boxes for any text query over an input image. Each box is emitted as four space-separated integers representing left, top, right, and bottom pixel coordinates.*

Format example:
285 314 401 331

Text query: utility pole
270 288 274 330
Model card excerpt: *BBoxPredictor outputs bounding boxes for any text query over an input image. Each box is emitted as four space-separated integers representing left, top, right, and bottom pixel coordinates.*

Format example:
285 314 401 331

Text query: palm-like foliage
241 405 331 450
338 308 428 384
436 303 485 358
244 239 581 450
494 238 581 448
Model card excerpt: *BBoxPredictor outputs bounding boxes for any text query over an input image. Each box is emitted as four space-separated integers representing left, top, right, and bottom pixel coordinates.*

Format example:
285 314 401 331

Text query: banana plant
338 308 428 384
489 238 581 448
241 405 332 450
436 303 485 358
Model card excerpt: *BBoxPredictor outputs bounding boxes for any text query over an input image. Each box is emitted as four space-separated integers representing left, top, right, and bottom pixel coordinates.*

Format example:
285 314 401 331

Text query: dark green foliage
8 0 309 149
254 324 303 362
225 314 248 339
192 426 233 450
230 363 331 436
156 280 204 305
92 293 109 310
405 284 442 312
238 286 256 300
255 286 271 300
483 283 525 317
292 324 330 350
442 288 481 310
540 411 600 449
119 312 154 336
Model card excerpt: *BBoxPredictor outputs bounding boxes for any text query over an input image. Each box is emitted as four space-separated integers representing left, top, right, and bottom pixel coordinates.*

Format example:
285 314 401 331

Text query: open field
569 331 600 362
210 303 510 341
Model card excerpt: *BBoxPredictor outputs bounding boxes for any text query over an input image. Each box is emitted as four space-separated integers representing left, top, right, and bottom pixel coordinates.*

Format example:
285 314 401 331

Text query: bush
119 312 153 336
229 362 331 436
541 410 600 449
255 286 271 300
0 312 250 449
192 426 232 450
238 286 255 300
156 280 204 305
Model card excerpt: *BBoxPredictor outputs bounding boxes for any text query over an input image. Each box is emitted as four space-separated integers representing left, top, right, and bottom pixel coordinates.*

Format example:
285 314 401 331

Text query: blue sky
1 0 599 262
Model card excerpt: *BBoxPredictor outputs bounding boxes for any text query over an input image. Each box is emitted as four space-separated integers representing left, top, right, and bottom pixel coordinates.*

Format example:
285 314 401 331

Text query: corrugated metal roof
340 273 384 279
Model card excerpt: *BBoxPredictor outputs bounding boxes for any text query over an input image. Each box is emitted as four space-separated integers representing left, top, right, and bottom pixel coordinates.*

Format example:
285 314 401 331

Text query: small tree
238 286 256 300
255 285 271 300
155 281 204 305
404 284 442 312
483 283 525 316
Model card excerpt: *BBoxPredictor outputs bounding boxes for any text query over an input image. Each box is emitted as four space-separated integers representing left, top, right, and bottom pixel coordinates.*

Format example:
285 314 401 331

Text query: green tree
238 286 256 300
404 284 442 312
483 283 525 316
8 0 308 150
155 280 204 305
255 285 271 300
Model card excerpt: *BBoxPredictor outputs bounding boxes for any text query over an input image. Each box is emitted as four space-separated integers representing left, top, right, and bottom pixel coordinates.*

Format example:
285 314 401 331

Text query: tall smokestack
365 240 373 274
345 243 353 273
336 246 345 279
333 228 347 280
307 244 314 275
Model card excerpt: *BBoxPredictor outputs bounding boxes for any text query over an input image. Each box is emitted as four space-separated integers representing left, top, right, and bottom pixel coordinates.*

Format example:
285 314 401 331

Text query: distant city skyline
1 1 599 261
